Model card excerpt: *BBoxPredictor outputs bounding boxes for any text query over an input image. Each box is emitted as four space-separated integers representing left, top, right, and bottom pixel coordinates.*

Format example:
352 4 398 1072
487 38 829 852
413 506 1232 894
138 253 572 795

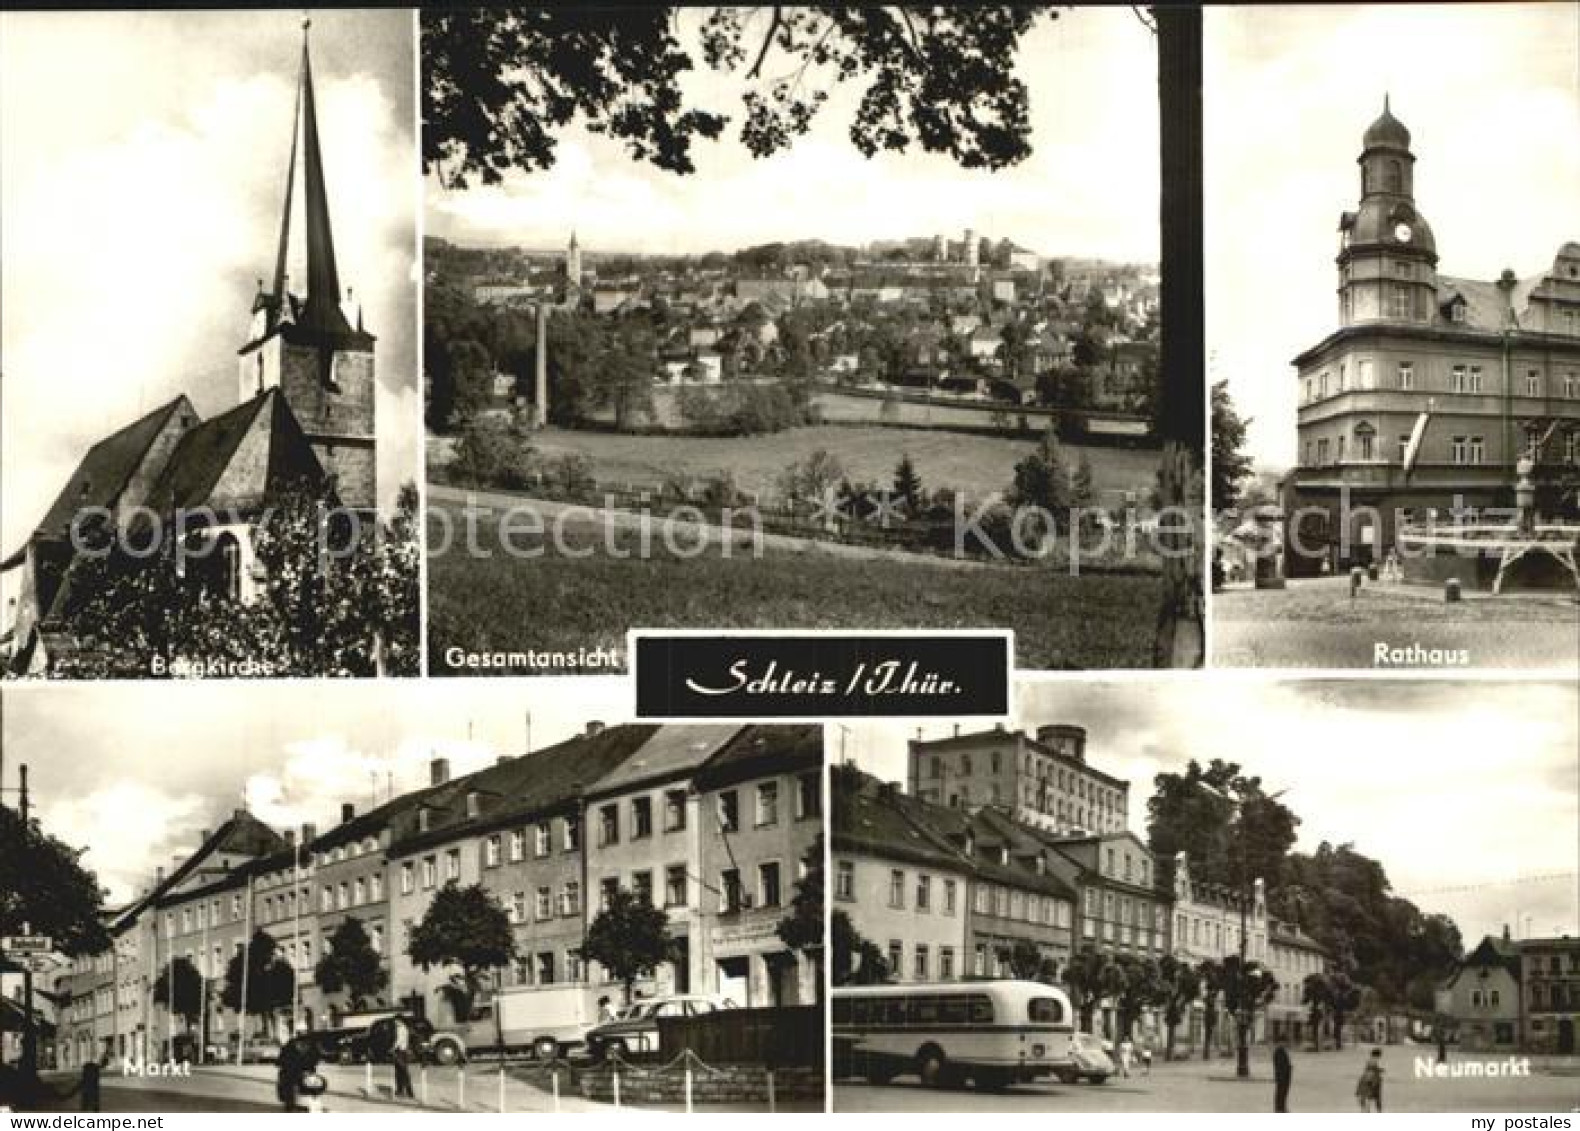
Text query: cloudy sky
1 10 419 566
3 677 633 906
844 677 1579 947
1205 3 1580 470
428 7 1159 262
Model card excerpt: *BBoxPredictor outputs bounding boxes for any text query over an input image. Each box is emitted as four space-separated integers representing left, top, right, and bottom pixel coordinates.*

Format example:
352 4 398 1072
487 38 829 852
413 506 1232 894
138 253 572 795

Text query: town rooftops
692 724 821 791
832 768 968 873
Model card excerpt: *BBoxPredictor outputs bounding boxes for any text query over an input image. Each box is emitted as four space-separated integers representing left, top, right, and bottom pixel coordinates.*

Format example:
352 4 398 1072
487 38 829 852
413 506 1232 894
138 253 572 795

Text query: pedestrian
77 1057 103 1113
1139 1038 1153 1077
1273 1042 1292 1113
1355 1047 1384 1112
1118 1037 1134 1077
390 1016 415 1101
1436 1030 1448 1065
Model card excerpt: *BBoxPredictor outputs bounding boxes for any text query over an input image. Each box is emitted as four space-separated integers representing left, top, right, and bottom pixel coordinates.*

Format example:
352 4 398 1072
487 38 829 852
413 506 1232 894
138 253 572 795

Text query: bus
832 980 1075 1090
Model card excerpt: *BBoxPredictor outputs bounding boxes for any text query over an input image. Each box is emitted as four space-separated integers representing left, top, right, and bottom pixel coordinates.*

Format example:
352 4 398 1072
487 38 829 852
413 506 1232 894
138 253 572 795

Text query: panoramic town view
422 7 1178 675
0 681 823 1112
830 679 1579 1112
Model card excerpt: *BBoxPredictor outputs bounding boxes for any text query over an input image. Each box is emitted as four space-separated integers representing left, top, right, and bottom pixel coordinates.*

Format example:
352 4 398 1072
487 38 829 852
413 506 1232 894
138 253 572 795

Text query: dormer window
1451 302 1467 323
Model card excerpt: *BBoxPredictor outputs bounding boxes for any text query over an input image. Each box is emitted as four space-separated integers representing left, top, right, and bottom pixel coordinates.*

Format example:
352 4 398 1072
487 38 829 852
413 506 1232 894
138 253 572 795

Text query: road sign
0 935 52 956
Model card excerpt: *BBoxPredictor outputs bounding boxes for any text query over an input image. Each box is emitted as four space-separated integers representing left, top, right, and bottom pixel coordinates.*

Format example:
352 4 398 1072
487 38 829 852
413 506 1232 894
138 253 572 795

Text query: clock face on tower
1393 222 1413 244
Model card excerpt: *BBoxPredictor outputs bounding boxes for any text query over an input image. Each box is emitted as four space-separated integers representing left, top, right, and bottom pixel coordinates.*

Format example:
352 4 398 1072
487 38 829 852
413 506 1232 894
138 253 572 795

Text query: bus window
968 996 994 1025
883 998 908 1026
832 999 852 1025
912 996 939 1025
939 997 969 1025
1029 997 1066 1024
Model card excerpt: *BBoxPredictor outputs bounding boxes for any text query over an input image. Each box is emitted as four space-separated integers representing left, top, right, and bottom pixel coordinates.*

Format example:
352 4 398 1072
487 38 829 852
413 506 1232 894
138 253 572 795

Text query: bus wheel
533 1037 561 1062
916 1046 949 1088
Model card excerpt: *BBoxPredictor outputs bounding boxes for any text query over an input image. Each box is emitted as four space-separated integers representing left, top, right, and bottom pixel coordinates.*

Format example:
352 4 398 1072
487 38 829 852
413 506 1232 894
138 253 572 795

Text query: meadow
426 501 1162 673
509 423 1160 508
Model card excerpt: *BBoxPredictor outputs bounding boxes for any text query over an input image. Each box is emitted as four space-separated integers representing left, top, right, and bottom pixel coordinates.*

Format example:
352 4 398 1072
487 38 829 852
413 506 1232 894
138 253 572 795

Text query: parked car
582 995 737 1061
1053 1031 1114 1085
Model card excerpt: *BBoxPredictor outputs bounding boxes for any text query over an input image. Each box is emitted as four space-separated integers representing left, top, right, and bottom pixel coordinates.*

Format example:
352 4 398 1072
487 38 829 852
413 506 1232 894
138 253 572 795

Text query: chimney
155 867 165 884
534 303 549 428
431 757 451 786
301 823 317 845
233 808 248 820
1503 923 1512 942
199 828 211 843
284 829 297 848
994 721 1006 732
585 721 606 738
953 724 960 738
341 802 356 824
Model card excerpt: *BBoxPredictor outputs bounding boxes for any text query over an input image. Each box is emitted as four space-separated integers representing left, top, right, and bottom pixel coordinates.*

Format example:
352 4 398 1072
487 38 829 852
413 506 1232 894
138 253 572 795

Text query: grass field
426 503 1162 673
432 424 1160 507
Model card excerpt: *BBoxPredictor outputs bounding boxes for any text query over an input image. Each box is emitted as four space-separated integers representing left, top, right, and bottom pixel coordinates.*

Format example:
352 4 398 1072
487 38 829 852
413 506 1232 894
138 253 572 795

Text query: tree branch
747 6 783 79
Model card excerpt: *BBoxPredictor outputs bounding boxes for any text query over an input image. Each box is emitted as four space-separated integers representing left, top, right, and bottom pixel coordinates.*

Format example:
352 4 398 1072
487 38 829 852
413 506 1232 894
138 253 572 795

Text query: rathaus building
1284 98 1580 576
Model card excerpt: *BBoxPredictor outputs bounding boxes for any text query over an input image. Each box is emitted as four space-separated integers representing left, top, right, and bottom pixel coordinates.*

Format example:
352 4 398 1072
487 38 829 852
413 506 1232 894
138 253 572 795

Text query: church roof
150 388 328 513
22 396 195 546
1363 95 1411 152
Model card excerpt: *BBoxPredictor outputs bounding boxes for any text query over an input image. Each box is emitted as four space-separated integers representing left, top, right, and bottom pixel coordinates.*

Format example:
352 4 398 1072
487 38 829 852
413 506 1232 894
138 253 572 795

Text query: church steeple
265 17 356 341
237 16 378 513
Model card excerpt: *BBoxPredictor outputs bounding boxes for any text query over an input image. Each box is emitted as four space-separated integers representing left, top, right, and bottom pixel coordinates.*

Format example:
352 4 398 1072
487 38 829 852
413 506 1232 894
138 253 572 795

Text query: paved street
835 1046 1580 1112
1213 576 1580 669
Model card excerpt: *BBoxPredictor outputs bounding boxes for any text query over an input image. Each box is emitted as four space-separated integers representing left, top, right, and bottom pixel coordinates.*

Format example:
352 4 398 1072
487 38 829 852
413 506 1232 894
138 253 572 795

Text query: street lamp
1202 782 1288 1079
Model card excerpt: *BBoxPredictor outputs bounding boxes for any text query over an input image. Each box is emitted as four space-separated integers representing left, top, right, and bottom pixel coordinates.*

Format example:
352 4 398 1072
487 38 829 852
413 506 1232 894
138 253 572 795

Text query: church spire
268 16 355 339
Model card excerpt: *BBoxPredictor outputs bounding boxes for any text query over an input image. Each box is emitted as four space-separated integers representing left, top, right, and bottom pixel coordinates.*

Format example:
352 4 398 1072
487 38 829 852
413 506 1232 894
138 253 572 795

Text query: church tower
1335 96 1439 328
237 19 378 512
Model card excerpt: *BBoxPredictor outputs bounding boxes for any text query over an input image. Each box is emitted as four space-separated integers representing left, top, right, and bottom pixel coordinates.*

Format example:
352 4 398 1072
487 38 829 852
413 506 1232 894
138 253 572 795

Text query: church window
1397 362 1414 390
216 534 242 602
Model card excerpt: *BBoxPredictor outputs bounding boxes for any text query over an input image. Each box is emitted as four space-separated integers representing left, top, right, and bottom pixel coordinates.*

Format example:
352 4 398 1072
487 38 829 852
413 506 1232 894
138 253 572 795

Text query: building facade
1520 935 1580 1054
1435 933 1522 1052
908 724 1129 836
1285 100 1580 573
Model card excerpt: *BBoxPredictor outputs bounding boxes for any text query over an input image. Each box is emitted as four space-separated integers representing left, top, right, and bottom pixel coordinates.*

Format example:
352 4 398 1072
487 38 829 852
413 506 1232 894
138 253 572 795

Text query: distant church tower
237 19 377 512
1335 96 1440 328
565 231 583 303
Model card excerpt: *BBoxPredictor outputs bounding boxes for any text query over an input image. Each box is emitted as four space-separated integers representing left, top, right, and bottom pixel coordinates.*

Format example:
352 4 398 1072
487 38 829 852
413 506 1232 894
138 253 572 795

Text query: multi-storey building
580 724 741 998
1040 830 1167 960
908 723 1129 836
693 726 823 1007
905 802 1077 979
1161 852 1269 1052
831 769 971 985
1520 935 1580 1054
1263 917 1330 1047
1285 99 1580 574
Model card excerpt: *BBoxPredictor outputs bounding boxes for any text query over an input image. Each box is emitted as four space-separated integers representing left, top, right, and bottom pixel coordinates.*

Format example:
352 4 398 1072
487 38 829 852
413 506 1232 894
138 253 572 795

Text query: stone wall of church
279 342 377 509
